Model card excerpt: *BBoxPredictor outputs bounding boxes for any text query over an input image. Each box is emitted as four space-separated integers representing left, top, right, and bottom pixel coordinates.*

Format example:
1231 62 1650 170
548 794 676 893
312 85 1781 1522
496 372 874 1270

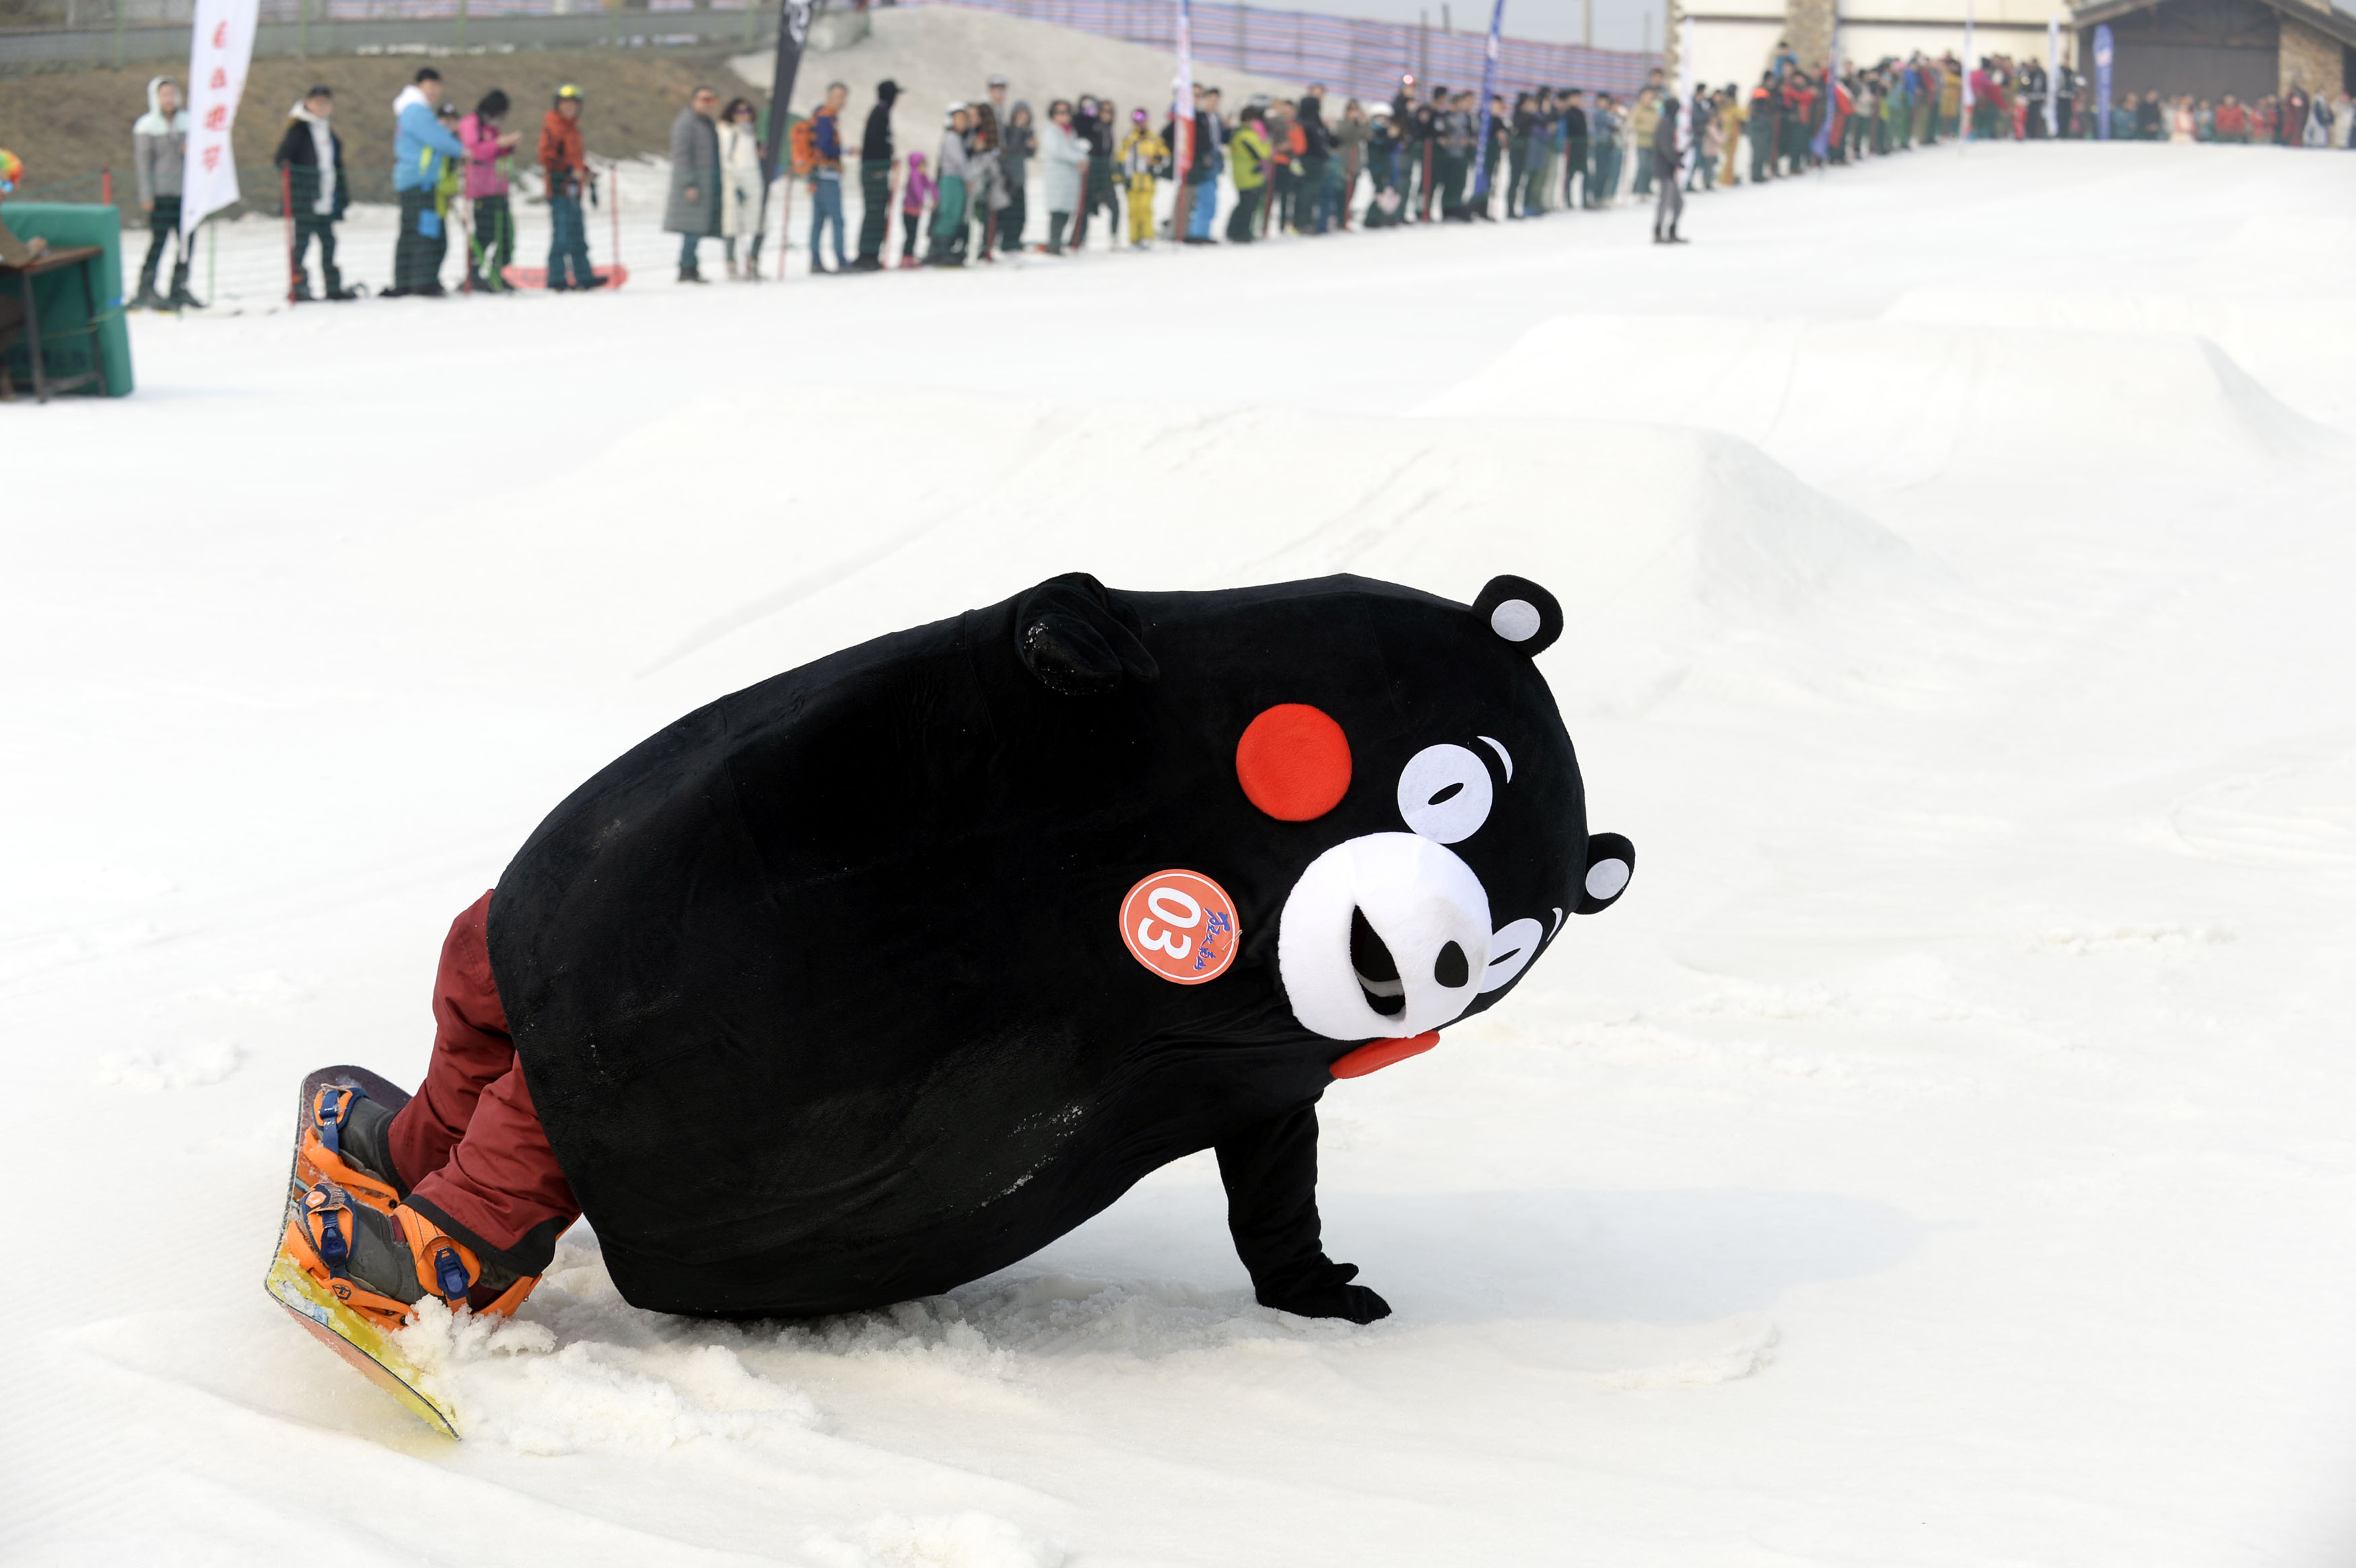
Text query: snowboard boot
284 1180 539 1330
300 1081 403 1211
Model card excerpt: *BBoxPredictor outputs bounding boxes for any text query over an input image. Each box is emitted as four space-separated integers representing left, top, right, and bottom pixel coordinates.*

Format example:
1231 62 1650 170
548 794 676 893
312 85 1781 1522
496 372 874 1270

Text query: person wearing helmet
0 149 50 400
539 85 604 291
1116 107 1165 249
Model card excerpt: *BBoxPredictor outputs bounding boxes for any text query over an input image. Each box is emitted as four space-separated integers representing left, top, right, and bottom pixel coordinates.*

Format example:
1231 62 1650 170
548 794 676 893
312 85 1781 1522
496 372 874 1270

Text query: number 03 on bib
1119 869 1240 985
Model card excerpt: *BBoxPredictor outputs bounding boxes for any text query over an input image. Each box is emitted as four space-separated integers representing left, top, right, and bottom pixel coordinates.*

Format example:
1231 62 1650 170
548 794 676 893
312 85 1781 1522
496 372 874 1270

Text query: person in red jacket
537 84 605 290
2215 94 2247 141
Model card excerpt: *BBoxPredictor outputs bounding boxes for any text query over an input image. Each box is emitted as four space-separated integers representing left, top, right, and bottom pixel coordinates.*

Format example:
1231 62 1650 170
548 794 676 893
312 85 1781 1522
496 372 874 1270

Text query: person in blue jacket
389 68 466 297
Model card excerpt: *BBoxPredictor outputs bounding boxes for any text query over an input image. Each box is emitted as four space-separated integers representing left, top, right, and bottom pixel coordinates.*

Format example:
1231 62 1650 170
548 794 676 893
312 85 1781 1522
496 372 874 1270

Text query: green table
2 245 108 402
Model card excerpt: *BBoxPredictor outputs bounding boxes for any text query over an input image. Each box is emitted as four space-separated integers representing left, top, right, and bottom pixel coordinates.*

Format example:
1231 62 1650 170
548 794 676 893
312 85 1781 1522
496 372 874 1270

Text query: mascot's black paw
1014 573 1160 696
1256 1260 1393 1324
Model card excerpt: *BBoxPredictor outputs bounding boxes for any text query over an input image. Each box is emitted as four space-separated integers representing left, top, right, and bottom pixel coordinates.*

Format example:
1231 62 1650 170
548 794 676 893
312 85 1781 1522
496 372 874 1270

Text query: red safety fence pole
777 168 795 280
102 167 113 207
282 164 299 304
610 159 623 283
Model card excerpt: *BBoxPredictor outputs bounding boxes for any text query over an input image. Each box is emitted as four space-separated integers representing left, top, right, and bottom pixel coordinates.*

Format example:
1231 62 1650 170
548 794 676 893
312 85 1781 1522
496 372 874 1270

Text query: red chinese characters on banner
204 104 228 131
209 67 228 89
202 145 221 170
211 20 227 44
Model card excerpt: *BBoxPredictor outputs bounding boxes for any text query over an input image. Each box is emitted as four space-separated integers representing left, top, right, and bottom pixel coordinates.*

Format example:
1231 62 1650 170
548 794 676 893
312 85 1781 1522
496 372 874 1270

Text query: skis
263 1065 461 1438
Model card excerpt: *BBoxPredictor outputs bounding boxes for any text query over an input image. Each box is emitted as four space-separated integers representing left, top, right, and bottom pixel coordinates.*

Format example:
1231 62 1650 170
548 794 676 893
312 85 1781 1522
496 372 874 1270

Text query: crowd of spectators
83 47 2356 306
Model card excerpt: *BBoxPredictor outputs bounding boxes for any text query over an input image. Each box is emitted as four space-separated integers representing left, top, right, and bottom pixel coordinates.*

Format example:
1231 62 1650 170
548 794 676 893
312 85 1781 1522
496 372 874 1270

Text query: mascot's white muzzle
1278 832 1493 1041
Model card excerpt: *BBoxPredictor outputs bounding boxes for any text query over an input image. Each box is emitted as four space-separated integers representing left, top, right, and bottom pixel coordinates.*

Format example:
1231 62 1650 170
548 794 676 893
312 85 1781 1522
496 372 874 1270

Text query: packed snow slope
7 143 2356 1567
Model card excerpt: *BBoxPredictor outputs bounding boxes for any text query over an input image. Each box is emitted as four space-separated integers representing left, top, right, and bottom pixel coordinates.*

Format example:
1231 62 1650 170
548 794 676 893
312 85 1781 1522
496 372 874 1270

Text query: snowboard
497 264 630 291
263 1065 462 1438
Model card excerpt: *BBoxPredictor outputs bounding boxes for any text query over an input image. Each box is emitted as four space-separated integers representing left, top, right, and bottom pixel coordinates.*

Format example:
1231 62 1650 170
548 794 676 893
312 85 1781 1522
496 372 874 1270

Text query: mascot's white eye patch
1585 859 1632 901
1490 599 1544 643
1478 735 1513 781
1480 917 1546 993
1396 744 1494 844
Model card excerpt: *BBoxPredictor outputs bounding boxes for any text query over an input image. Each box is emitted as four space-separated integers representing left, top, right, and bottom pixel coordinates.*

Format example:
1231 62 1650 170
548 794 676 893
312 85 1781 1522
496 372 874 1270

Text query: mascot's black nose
1349 908 1406 1018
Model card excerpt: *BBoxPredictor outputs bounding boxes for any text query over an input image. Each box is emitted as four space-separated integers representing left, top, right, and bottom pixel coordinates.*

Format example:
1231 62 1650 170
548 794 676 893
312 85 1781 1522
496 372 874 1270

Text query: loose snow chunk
805 1511 1064 1568
397 1302 821 1455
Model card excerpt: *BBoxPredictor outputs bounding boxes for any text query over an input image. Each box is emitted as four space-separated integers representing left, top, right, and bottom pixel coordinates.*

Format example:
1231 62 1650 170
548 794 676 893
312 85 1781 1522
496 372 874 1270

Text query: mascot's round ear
1574 832 1634 915
1015 573 1161 697
1473 575 1563 657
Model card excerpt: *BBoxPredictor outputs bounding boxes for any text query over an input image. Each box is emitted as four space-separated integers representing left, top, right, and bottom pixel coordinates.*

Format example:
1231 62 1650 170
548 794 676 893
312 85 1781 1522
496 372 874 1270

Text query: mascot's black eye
1396 744 1494 843
1434 941 1469 989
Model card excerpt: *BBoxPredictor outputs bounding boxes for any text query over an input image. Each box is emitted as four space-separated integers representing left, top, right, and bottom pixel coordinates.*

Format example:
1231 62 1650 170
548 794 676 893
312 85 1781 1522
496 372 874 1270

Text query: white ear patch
1480 917 1546 993
1585 858 1631 901
1397 744 1494 844
1489 599 1543 643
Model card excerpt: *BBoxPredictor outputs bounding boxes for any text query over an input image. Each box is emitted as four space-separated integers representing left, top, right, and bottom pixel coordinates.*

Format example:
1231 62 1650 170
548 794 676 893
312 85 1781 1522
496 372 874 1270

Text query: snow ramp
1420 313 2342 503
387 392 1937 717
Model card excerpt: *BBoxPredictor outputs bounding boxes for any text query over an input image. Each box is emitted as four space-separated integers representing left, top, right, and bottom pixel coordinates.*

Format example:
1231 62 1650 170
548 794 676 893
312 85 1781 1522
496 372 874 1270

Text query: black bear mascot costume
284 572 1634 1340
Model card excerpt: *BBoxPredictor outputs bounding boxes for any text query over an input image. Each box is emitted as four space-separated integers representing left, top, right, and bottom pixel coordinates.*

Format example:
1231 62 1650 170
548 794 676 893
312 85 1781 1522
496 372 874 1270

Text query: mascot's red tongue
1330 1032 1440 1079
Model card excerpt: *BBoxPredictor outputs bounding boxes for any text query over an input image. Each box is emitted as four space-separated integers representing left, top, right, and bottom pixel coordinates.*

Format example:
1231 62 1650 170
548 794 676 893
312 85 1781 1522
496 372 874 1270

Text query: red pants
389 892 579 1273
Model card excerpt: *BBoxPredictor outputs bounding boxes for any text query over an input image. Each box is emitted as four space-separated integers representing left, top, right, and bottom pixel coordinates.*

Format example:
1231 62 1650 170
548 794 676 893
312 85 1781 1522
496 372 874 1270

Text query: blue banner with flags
2094 24 2114 140
1470 0 1505 196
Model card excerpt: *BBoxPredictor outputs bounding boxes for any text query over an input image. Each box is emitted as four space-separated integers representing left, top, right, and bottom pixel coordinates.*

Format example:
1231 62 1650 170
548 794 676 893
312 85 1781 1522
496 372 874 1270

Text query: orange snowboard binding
296 1082 404 1213
281 1180 539 1331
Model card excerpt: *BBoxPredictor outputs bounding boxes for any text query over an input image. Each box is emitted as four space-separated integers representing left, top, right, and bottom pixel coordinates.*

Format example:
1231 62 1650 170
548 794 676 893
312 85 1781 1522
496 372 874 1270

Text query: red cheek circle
1235 703 1353 821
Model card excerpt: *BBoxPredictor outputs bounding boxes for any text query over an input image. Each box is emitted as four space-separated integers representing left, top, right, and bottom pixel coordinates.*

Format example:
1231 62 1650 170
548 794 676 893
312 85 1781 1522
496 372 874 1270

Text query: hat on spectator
0 149 20 193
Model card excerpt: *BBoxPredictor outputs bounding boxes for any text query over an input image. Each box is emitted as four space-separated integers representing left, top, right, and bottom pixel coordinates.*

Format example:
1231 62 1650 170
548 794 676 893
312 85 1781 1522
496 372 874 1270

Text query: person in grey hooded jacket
132 77 194 309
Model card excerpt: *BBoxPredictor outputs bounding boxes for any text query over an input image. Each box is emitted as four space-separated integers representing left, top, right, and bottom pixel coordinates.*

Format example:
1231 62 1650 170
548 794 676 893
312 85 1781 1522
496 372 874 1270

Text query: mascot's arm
1215 1105 1391 1324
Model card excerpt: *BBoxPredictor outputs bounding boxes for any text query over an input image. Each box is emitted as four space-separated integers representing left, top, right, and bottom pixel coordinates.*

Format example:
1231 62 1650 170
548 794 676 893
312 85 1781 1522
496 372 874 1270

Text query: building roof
2072 0 2356 47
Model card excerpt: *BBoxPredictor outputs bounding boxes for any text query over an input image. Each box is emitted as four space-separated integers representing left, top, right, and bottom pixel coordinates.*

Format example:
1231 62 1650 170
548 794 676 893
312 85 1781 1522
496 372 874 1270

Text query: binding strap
302 1182 355 1279
311 1083 363 1157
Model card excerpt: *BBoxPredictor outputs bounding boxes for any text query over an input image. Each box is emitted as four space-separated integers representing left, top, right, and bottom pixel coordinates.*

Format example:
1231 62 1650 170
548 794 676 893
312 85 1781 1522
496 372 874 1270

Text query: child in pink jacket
458 90 522 290
899 151 934 269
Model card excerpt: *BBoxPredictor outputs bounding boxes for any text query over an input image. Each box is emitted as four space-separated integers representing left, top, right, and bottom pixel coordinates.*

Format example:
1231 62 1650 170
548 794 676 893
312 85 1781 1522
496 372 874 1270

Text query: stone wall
1785 0 1835 69
2277 10 2345 96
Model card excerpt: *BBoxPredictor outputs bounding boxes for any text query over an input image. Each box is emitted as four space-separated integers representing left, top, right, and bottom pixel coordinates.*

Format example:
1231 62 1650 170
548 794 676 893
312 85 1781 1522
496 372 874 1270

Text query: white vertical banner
180 0 259 240
2045 14 2060 135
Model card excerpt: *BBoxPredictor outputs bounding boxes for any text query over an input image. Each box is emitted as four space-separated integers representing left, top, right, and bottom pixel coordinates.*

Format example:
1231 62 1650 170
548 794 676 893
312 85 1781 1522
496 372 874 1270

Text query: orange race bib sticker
1119 869 1240 985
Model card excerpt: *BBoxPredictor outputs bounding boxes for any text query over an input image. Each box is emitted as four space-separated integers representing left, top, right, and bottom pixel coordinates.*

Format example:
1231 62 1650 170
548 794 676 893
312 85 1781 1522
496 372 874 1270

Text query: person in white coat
1037 99 1086 254
716 98 766 279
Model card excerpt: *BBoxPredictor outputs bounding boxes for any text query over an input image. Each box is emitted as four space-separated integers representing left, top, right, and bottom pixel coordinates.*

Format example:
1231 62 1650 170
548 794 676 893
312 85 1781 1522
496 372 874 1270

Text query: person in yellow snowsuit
1117 110 1167 248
